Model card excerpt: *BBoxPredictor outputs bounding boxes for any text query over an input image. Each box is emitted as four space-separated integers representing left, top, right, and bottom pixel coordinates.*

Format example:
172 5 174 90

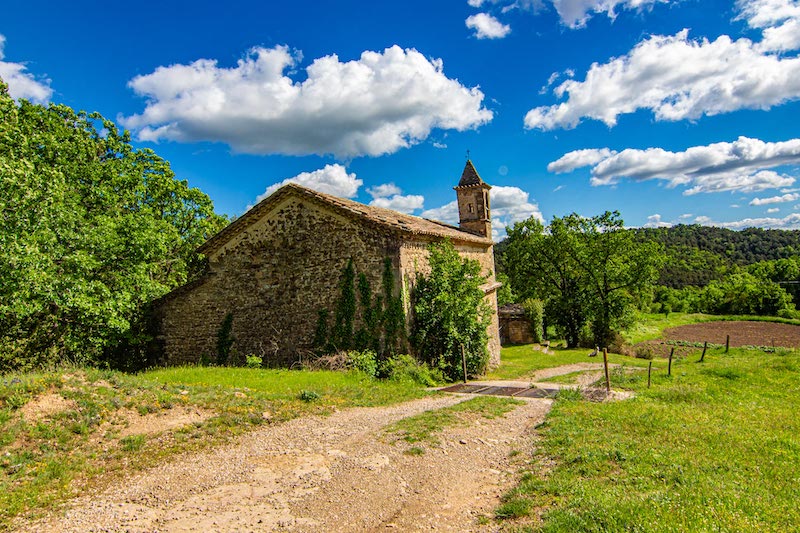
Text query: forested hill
633 225 800 265
495 224 800 290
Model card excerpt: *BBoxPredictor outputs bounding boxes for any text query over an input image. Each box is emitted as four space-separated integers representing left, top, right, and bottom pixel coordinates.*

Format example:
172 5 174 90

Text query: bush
634 344 656 360
380 354 443 387
522 298 544 343
298 390 321 402
245 354 262 368
347 350 378 377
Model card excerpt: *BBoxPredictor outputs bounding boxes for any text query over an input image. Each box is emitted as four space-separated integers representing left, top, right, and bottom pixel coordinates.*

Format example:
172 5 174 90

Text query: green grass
496 347 800 531
623 312 800 344
0 365 429 529
486 345 656 381
385 396 522 450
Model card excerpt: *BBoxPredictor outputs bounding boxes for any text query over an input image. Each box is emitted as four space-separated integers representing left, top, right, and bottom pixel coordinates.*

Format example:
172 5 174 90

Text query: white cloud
553 184 564 192
369 194 425 214
551 0 672 28
421 201 460 226
548 148 617 173
749 192 800 205
549 136 800 195
123 45 492 158
526 28 800 131
466 13 511 39
0 35 52 104
467 0 668 28
643 214 672 228
738 0 800 52
367 183 402 199
253 164 362 206
767 207 781 213
695 212 800 230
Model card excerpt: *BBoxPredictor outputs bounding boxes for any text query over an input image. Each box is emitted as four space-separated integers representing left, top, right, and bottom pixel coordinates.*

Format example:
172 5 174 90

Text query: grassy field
0 366 430 529
485 344 657 381
495 345 800 531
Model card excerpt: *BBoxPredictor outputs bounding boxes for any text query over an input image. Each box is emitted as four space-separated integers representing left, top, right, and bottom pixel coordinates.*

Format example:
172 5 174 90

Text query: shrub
298 390 321 402
380 354 442 387
347 350 378 377
245 354 262 368
634 344 656 360
522 298 544 343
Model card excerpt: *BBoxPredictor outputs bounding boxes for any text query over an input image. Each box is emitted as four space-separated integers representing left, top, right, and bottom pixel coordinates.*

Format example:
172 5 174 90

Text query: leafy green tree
412 240 491 380
0 80 226 371
505 212 663 348
699 272 793 315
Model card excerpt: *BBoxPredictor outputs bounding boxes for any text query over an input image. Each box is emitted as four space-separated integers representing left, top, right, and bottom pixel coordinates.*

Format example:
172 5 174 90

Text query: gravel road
17 393 552 532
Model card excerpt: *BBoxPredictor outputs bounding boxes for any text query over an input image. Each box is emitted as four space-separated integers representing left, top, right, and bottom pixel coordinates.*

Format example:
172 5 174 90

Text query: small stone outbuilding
155 161 501 368
498 304 535 345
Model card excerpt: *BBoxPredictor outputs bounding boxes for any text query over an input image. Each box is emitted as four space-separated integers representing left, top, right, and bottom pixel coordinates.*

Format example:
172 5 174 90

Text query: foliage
215 312 235 366
298 389 321 402
346 349 378 377
317 257 406 358
244 354 262 368
699 271 793 315
0 365 430 526
411 240 491 380
379 353 443 386
0 80 226 372
331 259 356 350
521 298 544 343
495 271 516 306
496 347 800 531
505 211 663 348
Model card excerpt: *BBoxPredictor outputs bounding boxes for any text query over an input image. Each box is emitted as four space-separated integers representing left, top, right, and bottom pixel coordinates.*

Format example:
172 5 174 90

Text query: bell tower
454 160 492 239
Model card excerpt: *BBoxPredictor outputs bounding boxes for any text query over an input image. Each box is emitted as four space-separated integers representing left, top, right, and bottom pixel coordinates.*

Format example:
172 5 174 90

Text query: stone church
155 160 501 368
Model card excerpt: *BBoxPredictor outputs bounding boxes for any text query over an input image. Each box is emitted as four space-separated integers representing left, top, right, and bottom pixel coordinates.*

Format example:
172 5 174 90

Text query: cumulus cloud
749 192 800 205
466 0 667 28
694 212 800 230
643 214 672 228
0 35 52 103
367 183 402 199
527 0 800 132
551 0 672 28
421 185 543 241
738 0 800 52
370 194 425 214
767 207 781 213
123 45 492 158
549 136 800 195
466 13 511 39
253 164 362 206
547 148 617 173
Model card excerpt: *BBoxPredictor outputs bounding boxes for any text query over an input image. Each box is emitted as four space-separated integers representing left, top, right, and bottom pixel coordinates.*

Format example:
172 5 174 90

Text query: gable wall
398 239 501 367
158 196 402 366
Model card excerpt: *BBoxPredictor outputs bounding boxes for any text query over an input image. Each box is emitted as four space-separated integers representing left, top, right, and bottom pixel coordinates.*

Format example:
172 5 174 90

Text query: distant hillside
496 224 800 289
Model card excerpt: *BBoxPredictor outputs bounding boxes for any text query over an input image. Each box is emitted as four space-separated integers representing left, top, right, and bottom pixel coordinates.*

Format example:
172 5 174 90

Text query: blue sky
3 0 800 240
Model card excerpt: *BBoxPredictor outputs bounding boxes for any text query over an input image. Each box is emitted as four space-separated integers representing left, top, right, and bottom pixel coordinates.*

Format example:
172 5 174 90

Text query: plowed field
663 320 800 348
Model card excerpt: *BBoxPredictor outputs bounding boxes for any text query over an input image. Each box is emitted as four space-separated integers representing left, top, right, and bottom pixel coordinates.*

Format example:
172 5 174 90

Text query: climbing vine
314 257 406 357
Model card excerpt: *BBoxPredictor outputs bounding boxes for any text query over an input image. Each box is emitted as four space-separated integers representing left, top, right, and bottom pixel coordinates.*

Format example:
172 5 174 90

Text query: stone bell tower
454 159 492 239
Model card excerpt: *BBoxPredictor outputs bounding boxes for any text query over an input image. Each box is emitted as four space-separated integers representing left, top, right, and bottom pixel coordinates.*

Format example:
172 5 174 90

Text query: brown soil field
663 321 800 348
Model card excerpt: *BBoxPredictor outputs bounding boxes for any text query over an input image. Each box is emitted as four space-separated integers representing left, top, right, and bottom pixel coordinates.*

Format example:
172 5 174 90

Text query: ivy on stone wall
315 257 406 357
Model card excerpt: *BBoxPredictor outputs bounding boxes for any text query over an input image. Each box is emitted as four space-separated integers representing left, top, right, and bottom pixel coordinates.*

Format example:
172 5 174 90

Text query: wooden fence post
668 347 674 377
461 344 468 384
725 335 730 353
648 361 652 388
603 348 610 392
700 341 708 362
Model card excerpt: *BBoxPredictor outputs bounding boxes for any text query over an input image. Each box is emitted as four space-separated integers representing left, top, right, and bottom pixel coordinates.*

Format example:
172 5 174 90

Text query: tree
412 240 491 380
505 212 663 348
0 79 226 371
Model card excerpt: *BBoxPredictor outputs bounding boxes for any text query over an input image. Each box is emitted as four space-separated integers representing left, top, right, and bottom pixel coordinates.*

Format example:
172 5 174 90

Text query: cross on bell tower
454 159 492 239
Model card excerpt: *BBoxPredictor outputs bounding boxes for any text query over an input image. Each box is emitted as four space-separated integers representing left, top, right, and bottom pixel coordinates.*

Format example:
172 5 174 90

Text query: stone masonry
155 161 501 369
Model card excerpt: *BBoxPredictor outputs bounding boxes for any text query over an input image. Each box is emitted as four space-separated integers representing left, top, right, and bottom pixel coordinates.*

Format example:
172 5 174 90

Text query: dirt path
18 393 552 532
